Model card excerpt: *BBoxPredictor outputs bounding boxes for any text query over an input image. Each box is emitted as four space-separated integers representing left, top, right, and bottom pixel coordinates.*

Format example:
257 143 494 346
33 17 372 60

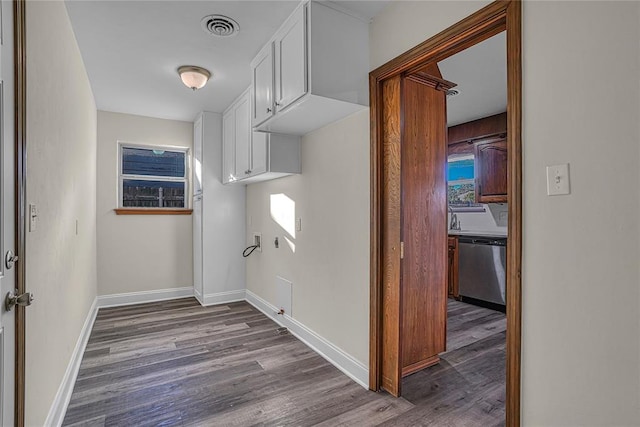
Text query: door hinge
400 241 404 260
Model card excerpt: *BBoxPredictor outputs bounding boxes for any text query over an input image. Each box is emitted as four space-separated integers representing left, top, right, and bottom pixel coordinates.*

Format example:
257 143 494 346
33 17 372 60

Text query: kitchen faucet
448 206 461 231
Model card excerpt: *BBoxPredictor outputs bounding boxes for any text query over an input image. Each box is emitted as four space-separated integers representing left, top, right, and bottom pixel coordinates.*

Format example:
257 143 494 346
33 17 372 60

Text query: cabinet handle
245 169 251 175
275 101 282 107
266 107 272 113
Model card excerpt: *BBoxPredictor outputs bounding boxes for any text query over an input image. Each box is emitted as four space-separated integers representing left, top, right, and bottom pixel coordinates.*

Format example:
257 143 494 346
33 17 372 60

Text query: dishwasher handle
459 236 507 246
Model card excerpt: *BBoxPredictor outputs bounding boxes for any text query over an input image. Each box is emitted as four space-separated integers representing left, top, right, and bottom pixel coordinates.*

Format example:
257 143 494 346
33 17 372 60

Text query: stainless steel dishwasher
458 235 507 308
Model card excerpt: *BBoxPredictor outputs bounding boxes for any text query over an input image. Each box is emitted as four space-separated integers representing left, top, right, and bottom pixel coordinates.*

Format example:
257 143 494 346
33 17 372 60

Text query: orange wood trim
379 76 403 397
114 208 193 215
402 355 440 377
506 1 523 426
404 72 456 92
368 71 382 391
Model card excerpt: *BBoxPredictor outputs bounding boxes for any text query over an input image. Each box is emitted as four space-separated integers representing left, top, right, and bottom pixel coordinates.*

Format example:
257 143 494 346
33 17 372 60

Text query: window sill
114 208 193 215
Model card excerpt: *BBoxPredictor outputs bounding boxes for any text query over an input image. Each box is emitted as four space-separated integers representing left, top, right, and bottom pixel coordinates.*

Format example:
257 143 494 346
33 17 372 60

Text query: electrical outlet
253 233 262 252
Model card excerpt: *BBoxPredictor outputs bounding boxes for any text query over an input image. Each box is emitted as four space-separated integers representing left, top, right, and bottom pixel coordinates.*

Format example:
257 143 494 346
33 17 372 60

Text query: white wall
521 2 639 424
370 0 640 424
25 1 98 425
245 110 370 365
97 111 193 296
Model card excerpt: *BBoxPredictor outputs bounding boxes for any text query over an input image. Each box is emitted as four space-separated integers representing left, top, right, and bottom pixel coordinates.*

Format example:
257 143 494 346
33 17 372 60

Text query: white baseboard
245 290 368 389
45 297 98 427
97 287 194 308
199 289 246 306
194 288 204 305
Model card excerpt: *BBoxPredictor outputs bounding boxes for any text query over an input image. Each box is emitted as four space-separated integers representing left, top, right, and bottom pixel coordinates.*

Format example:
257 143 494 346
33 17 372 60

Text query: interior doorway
369 1 522 426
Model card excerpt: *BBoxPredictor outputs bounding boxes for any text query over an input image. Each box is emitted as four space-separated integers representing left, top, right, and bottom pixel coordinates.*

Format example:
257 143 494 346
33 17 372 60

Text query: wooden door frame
369 1 522 426
14 0 27 425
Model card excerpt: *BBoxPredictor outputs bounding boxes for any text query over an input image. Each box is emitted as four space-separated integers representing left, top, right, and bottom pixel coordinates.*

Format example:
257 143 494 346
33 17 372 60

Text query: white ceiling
438 32 507 126
66 1 502 125
65 0 390 122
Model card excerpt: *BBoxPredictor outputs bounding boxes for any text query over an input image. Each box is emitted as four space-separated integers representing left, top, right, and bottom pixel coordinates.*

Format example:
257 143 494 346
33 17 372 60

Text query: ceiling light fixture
177 65 211 91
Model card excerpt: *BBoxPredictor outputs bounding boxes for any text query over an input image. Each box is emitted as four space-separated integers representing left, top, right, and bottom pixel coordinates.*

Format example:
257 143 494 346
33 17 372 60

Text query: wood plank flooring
62 298 505 426
394 301 507 427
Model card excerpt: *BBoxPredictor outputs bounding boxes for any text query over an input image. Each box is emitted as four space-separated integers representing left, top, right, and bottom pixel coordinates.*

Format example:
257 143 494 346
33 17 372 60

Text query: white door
252 45 274 126
0 1 17 424
234 95 251 178
275 5 307 111
193 195 203 301
222 111 235 183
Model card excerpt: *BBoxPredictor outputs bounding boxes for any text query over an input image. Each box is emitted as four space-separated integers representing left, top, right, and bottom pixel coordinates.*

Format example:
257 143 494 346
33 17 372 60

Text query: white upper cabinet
224 87 301 185
275 5 307 111
251 1 368 135
252 46 275 126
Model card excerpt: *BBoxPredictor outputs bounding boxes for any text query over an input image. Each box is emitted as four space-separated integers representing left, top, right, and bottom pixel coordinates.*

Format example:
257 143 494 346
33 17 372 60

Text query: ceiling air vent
201 15 240 37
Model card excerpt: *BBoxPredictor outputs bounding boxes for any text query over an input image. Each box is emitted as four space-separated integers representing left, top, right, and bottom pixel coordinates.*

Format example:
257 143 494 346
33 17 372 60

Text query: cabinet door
275 5 307 111
193 195 203 298
475 139 507 203
193 116 203 193
234 95 251 178
222 111 235 183
251 131 268 176
253 45 274 126
447 236 459 299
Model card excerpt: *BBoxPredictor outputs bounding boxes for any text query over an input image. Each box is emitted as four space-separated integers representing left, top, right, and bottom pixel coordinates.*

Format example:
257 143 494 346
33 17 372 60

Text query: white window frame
118 142 191 209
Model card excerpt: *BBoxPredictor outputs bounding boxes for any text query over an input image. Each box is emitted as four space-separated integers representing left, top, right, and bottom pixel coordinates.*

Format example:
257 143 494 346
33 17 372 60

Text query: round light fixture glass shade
177 66 211 91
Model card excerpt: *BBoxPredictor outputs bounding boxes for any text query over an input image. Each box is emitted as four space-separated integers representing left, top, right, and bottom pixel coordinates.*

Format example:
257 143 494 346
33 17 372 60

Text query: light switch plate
29 204 37 232
295 218 302 232
546 164 571 196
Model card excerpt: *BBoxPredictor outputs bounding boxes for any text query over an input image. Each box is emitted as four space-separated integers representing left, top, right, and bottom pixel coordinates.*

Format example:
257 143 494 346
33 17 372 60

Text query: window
447 154 476 206
119 144 189 209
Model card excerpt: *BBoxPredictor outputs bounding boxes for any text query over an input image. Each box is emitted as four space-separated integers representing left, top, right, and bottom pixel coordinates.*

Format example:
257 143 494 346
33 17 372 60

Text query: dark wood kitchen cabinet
447 236 459 299
475 138 507 203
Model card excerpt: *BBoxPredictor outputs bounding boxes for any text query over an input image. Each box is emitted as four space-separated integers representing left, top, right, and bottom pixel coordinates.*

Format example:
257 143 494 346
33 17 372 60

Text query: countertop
448 229 508 238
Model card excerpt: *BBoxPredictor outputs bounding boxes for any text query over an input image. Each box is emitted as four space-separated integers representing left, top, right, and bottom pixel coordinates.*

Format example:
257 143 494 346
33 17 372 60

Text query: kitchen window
447 154 477 206
118 143 189 210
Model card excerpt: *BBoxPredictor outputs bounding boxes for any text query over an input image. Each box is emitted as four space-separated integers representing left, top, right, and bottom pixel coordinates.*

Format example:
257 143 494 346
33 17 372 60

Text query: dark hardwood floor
62 298 505 426
394 301 507 427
